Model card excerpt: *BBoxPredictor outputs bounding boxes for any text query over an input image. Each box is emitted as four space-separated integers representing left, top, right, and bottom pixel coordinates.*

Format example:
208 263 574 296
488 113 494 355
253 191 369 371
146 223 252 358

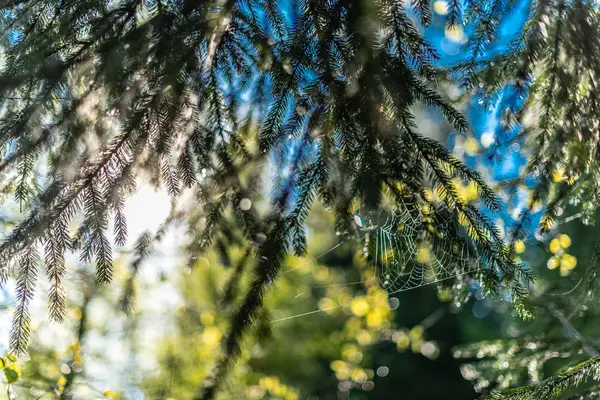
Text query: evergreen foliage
447 1 600 397
1 0 600 398
453 229 600 399
454 0 600 236
484 355 600 400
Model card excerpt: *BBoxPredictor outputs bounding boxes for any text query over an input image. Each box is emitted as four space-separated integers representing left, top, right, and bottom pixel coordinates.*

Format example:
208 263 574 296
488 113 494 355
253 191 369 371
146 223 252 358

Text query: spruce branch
197 162 300 400
9 246 39 355
120 230 155 314
484 355 600 400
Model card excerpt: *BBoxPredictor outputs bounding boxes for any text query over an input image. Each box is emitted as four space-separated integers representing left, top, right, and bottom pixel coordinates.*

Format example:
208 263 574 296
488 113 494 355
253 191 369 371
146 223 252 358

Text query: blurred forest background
0 1 599 400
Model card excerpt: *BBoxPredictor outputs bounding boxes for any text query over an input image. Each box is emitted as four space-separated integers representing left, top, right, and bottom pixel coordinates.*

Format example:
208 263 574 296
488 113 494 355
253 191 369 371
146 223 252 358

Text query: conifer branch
9 246 39 355
484 355 600 400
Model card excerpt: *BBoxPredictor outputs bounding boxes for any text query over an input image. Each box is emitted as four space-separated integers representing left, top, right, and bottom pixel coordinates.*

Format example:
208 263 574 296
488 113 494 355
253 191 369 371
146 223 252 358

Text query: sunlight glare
123 184 171 245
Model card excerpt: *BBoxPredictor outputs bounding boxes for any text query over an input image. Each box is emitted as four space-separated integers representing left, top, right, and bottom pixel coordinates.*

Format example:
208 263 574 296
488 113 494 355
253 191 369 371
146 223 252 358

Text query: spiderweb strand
272 306 340 323
281 234 367 275
374 198 480 294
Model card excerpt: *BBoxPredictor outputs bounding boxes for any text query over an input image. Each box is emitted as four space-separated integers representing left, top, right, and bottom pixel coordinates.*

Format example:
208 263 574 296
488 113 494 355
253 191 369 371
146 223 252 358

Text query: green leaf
4 366 19 384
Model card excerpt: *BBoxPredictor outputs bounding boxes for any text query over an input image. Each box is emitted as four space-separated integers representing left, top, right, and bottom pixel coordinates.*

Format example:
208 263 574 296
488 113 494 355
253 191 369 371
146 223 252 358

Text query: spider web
363 198 482 294
274 199 484 323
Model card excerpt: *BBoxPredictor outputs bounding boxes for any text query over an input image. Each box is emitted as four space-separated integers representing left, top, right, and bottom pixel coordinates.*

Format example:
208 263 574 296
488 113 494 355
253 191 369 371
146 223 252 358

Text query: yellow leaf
552 168 566 182
72 308 82 320
559 234 572 248
395 330 410 351
350 297 369 317
104 391 117 399
259 376 277 390
437 287 452 302
330 360 346 371
514 240 526 254
200 311 215 325
409 325 424 341
416 246 431 264
201 326 222 347
335 368 350 380
560 254 577 270
411 340 423 353
547 257 559 270
318 297 336 312
351 368 368 383
313 266 329 281
423 189 434 202
356 330 372 345
549 238 561 254
366 311 384 329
